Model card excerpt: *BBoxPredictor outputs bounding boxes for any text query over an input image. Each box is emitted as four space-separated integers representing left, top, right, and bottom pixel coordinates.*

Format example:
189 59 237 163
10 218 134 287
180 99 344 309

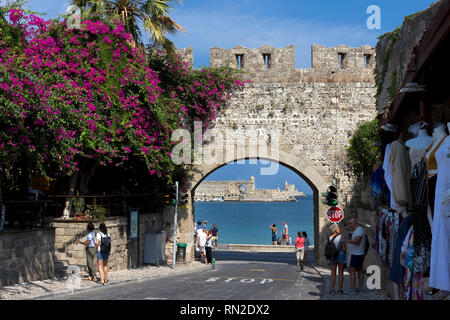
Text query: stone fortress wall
195 176 304 201
179 43 377 209
195 178 255 198
177 44 378 265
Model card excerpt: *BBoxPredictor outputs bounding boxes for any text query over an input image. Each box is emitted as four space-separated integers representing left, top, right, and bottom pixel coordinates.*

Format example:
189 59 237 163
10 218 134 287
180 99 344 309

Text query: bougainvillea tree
0 7 245 203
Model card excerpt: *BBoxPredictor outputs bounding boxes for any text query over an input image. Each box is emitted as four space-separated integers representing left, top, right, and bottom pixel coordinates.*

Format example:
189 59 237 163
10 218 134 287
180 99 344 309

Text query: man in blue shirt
78 222 97 281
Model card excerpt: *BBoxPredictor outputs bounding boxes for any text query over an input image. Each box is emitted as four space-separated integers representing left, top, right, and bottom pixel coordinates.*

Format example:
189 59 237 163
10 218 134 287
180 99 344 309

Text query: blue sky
23 0 436 191
27 0 436 68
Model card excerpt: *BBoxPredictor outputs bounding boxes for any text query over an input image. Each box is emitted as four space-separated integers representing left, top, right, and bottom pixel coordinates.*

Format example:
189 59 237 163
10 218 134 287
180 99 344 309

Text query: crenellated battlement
177 44 375 83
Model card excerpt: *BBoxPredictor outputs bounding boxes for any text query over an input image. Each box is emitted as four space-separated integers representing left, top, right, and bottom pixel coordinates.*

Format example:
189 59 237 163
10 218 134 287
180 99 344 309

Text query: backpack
324 235 339 260
100 233 111 255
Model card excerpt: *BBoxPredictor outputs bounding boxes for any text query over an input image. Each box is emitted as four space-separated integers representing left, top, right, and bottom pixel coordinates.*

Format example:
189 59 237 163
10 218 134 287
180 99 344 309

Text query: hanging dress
383 143 394 210
389 216 413 283
429 135 450 291
410 159 432 274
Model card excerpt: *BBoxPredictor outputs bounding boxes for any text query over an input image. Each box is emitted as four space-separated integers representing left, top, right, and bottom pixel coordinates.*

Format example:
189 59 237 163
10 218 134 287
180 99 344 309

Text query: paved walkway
0 262 210 300
1 253 391 300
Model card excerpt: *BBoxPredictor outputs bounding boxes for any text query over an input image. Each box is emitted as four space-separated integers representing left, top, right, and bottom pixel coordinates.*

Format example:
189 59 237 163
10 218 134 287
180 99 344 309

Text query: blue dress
389 216 413 283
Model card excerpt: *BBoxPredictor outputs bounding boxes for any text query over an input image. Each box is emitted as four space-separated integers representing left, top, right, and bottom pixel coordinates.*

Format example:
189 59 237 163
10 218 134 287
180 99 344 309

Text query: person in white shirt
197 228 207 263
345 218 367 293
78 222 97 281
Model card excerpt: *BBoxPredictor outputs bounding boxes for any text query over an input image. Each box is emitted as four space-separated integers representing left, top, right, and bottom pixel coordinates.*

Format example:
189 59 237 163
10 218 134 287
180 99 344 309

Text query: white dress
429 136 450 291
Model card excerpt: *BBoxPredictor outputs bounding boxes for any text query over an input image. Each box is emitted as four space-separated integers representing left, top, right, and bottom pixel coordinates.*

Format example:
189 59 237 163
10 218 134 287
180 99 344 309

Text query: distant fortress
194 176 305 202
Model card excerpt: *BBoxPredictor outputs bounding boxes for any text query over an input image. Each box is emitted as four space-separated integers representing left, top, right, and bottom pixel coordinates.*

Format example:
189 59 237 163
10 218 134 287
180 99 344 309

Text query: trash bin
176 243 187 263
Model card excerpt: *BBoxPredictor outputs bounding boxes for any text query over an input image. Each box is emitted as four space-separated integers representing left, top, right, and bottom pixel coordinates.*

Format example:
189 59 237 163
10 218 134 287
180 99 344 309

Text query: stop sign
327 207 344 223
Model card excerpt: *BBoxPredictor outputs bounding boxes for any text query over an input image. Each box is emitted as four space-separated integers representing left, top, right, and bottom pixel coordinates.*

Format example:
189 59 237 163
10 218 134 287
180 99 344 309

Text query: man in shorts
281 221 288 246
346 218 366 293
211 224 219 249
197 228 207 263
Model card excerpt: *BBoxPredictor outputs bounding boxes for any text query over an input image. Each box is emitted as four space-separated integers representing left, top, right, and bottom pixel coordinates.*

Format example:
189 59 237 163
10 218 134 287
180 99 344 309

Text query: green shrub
86 205 108 222
346 119 381 178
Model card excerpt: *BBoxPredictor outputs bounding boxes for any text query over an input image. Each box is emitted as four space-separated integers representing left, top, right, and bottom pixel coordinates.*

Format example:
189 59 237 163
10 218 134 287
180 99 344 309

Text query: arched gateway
171 44 377 266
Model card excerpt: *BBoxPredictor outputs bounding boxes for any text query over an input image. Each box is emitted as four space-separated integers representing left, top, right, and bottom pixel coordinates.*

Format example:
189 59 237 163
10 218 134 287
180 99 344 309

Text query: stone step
53 251 87 278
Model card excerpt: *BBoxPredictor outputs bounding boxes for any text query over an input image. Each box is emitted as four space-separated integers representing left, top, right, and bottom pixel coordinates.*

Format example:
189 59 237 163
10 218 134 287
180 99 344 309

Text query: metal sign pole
172 181 179 268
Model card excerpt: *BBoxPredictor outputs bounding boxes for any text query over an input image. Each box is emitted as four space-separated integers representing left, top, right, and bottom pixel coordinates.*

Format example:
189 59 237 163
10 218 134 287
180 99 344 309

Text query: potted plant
72 192 84 220
86 205 108 222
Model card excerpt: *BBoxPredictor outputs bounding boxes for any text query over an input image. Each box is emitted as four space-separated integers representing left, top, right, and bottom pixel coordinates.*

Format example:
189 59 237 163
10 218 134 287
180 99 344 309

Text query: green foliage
86 204 107 222
388 69 398 100
375 27 400 103
346 119 381 178
72 193 84 213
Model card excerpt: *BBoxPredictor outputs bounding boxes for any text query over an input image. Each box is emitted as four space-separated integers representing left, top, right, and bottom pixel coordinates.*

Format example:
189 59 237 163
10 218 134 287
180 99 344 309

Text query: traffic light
179 192 188 205
321 185 338 206
169 185 177 205
163 194 170 205
327 185 338 206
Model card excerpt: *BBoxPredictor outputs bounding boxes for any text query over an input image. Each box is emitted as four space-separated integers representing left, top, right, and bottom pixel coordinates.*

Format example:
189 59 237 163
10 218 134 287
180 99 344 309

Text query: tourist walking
205 230 213 264
281 221 289 246
327 224 346 295
269 224 277 245
197 228 207 263
78 222 97 282
195 220 205 258
95 223 111 285
211 224 219 249
302 231 310 265
295 232 305 271
345 218 367 293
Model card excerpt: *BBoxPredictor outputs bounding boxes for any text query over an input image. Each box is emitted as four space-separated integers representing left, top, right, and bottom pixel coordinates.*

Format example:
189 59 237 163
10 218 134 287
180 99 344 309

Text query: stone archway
170 44 377 266
179 149 332 266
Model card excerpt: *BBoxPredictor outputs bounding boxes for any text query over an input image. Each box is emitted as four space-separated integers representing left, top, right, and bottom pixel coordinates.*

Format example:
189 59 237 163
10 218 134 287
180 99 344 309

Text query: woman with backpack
95 223 111 285
326 224 347 295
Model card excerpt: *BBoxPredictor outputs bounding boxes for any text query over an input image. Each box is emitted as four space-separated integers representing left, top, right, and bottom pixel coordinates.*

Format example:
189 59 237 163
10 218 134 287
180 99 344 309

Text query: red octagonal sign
327 207 344 223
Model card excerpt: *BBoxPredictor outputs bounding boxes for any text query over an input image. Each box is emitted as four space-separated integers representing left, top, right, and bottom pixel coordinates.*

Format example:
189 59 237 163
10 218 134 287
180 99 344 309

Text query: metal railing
0 200 52 231
0 193 161 232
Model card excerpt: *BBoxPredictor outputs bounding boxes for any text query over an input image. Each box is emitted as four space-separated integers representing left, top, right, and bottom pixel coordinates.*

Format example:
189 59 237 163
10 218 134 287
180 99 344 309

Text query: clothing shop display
429 134 450 291
383 143 395 210
365 119 447 300
408 148 432 274
401 228 414 300
388 215 399 265
370 163 385 209
412 273 424 301
389 140 413 211
389 216 413 283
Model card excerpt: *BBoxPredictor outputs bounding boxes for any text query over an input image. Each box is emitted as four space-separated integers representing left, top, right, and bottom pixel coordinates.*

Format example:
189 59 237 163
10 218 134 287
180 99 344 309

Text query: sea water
194 196 314 245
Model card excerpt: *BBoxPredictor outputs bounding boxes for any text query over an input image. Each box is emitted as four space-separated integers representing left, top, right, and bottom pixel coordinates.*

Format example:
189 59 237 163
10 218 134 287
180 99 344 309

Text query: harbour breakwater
194 176 305 202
